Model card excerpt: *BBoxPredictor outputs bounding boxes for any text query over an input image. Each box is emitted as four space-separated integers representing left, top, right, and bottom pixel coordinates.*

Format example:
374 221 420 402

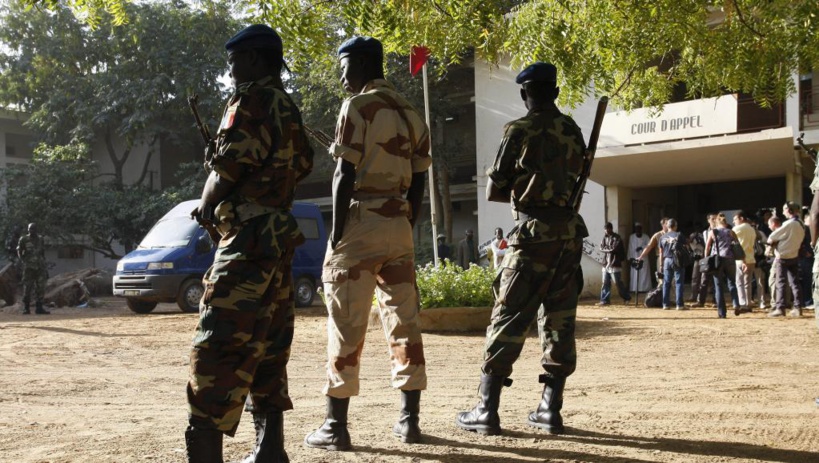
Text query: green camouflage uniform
17 234 47 305
322 78 431 398
187 74 314 436
483 105 588 379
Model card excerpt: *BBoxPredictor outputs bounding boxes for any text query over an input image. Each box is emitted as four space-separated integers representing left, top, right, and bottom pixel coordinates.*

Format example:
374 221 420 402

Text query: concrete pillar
785 149 804 204
605 185 634 239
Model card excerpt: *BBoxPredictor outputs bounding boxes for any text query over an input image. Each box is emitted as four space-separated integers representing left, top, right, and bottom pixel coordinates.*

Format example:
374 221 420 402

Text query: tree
0 143 207 260
25 1 819 109
0 0 237 188
239 0 818 110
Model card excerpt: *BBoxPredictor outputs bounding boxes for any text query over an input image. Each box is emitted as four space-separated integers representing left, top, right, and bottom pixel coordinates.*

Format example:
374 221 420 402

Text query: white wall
90 136 162 188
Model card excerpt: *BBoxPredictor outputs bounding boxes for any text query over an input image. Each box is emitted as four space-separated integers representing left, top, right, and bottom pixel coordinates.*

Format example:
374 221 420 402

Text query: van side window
296 218 320 240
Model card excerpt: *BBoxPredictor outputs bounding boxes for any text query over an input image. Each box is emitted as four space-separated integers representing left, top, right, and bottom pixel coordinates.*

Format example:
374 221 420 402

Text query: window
296 218 320 240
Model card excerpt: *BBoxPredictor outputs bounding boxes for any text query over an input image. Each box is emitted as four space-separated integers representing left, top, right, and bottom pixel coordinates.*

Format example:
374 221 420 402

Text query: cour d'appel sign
598 95 739 148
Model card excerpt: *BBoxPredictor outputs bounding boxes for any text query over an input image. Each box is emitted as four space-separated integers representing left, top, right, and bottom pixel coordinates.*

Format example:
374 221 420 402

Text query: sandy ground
1 297 818 463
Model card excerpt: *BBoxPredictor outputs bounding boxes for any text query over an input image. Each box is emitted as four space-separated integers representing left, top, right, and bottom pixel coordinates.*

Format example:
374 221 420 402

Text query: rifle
797 132 817 161
570 96 609 211
187 94 220 242
304 125 334 149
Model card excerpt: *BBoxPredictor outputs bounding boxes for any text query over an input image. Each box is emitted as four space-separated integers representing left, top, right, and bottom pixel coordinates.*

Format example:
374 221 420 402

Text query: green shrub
416 260 496 309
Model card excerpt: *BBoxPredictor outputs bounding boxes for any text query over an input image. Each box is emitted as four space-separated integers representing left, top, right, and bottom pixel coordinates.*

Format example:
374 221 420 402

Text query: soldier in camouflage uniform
304 36 430 451
17 223 49 315
456 62 588 436
185 25 313 463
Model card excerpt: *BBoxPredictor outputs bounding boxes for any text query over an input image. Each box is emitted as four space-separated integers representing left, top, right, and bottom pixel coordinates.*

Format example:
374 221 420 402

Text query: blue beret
225 24 283 54
337 36 383 60
515 62 558 85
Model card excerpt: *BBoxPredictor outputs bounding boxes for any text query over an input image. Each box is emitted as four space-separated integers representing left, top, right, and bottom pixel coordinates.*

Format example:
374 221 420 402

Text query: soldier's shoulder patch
219 103 239 132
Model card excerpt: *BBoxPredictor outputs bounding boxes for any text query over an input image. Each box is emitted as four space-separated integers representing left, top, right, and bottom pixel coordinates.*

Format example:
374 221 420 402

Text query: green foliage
0 144 207 260
0 0 237 186
244 0 818 110
415 260 496 309
21 1 819 109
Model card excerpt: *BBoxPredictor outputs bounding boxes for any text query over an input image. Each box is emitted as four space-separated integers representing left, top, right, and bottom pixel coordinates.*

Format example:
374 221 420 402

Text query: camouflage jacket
210 74 314 230
17 234 46 269
331 79 431 218
487 106 588 244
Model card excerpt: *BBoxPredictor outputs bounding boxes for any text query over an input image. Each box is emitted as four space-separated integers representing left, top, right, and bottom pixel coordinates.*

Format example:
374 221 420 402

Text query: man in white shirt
732 211 757 313
767 202 806 317
490 227 508 271
627 223 651 293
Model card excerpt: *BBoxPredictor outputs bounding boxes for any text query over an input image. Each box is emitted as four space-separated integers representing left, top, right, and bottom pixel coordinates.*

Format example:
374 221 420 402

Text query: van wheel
177 279 204 313
127 298 157 314
295 277 315 308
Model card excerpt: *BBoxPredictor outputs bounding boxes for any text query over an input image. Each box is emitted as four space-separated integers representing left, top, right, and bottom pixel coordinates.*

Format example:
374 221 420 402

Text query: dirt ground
1 297 818 463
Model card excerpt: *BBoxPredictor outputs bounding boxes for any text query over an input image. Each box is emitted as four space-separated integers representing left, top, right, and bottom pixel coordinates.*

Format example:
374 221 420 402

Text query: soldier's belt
514 206 575 224
352 190 404 200
235 202 285 223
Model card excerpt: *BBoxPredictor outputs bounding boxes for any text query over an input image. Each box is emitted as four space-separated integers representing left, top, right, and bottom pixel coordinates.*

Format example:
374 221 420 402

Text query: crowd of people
605 204 815 318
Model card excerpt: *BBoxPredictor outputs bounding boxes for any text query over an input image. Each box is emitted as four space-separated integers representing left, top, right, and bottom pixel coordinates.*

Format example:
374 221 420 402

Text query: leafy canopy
23 1 819 109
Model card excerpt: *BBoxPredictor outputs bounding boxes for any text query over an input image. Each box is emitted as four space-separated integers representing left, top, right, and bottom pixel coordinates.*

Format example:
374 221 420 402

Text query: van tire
295 277 315 308
177 279 204 313
127 298 157 314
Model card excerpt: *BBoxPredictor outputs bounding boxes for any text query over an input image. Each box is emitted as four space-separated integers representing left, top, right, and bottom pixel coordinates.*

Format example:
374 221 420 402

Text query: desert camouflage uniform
483 105 588 379
17 234 47 305
187 74 313 436
323 78 430 398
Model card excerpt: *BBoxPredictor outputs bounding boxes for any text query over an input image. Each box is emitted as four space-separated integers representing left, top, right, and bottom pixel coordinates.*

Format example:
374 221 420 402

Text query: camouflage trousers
187 213 297 436
22 265 47 304
483 238 583 379
321 200 427 398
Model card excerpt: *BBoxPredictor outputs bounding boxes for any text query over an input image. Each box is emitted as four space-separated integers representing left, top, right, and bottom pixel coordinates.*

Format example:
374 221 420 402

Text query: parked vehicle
113 200 326 313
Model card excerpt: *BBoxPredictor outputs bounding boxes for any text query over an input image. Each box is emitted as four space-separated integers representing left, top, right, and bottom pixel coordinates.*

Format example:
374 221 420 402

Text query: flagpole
422 62 439 266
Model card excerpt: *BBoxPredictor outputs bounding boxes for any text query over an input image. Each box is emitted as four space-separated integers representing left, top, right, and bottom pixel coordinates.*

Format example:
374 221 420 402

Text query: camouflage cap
515 62 557 85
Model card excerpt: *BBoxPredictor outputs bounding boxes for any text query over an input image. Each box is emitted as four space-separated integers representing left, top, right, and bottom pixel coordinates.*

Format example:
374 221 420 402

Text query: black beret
225 24 283 54
337 36 383 60
515 62 558 85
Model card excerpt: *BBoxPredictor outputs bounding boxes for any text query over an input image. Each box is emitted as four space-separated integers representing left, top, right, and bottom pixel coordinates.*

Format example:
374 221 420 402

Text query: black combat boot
22 302 30 315
184 426 223 463
241 411 288 463
527 374 566 434
393 389 422 443
304 396 351 451
34 301 50 315
455 374 512 436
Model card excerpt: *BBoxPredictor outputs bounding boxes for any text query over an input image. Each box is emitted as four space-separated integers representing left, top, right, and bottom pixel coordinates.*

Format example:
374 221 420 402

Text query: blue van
113 200 327 313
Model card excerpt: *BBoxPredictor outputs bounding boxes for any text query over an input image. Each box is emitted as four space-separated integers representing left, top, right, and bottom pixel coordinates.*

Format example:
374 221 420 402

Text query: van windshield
139 217 200 249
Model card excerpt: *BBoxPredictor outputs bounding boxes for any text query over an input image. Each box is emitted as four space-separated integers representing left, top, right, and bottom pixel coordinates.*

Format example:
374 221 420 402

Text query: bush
416 260 496 309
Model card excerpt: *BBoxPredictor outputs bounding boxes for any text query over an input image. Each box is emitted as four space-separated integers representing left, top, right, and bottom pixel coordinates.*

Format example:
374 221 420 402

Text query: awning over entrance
590 127 798 188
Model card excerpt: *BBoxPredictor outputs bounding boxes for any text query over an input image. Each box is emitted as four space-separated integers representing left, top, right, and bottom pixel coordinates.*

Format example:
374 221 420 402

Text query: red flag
410 46 430 76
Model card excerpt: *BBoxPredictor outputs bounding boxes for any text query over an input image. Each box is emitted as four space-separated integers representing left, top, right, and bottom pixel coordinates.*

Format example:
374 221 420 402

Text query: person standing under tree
455 62 588 436
304 36 430 451
184 24 314 463
17 222 49 315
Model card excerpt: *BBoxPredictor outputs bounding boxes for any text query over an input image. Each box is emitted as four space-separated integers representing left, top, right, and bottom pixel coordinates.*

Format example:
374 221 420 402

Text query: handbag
698 229 721 274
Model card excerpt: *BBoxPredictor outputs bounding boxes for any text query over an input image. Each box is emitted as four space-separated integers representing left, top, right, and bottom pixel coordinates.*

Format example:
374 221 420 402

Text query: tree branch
134 133 159 187
729 0 765 38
